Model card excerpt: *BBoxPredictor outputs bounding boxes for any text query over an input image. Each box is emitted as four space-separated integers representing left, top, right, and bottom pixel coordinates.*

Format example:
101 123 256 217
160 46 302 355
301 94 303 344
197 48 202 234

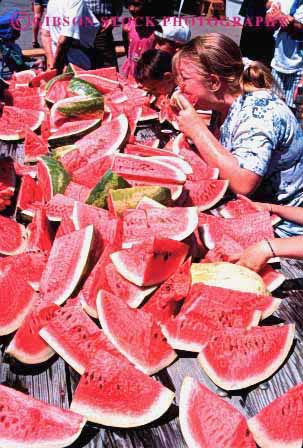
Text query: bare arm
53 35 74 74
176 95 262 195
257 202 303 225
41 29 54 69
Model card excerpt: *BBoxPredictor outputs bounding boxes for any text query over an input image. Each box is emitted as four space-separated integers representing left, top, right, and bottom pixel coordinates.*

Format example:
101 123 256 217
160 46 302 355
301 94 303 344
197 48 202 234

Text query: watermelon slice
136 196 166 210
40 226 94 305
199 211 274 250
125 177 183 201
13 69 37 85
45 194 75 221
27 206 54 252
111 238 188 286
24 128 49 162
0 265 36 336
37 156 71 202
0 384 86 447
112 153 186 185
70 350 174 427
6 297 59 364
180 377 256 448
107 186 171 216
260 265 286 292
191 262 269 295
71 155 113 188
75 73 120 93
124 143 179 158
0 216 27 255
68 77 103 97
148 155 193 175
13 94 46 111
30 68 57 87
186 283 281 320
162 296 261 352
181 148 220 182
198 324 295 390
64 181 91 202
40 298 121 374
45 72 74 105
248 383 303 448
50 96 104 130
60 114 128 173
142 258 192 324
182 180 229 211
97 290 177 375
0 106 44 141
48 118 101 147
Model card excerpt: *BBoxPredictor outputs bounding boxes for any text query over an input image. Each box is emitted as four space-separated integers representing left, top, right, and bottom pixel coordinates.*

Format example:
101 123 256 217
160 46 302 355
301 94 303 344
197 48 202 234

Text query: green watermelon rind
45 72 74 105
57 96 104 116
39 156 71 197
48 118 102 148
86 169 130 209
109 186 171 216
198 324 295 390
68 77 102 98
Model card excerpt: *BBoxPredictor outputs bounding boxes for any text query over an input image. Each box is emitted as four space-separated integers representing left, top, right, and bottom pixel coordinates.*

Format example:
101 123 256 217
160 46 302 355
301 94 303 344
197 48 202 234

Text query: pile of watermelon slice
0 66 300 448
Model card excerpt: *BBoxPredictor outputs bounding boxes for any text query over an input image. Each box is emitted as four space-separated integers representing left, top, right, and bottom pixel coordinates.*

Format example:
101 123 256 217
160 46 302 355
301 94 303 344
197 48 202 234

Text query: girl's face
140 74 175 97
128 1 145 17
176 59 218 110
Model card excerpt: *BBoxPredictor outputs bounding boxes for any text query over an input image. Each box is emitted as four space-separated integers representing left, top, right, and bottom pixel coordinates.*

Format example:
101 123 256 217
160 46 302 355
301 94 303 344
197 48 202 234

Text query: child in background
228 196 303 272
154 18 191 55
121 0 156 78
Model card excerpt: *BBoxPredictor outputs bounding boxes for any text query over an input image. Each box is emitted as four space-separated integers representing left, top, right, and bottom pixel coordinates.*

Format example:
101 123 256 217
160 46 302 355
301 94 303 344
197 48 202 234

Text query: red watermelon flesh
0 263 36 336
60 115 128 173
70 349 174 427
27 206 54 252
107 100 142 136
72 201 120 260
203 234 244 262
105 262 157 308
112 153 186 185
182 180 229 211
122 207 198 247
139 104 158 121
40 298 121 374
181 149 219 182
162 295 261 352
124 143 177 158
56 214 76 237
125 177 183 201
0 251 48 292
71 155 112 188
24 128 48 163
0 158 15 211
30 68 57 87
39 226 94 305
46 76 73 104
111 237 188 287
40 111 51 143
0 384 86 447
83 67 118 81
6 296 59 364
64 181 91 202
13 69 37 85
142 257 192 324
248 383 303 448
198 324 295 390
13 161 37 178
17 174 42 210
97 290 177 375
180 377 256 448
0 106 44 141
46 194 75 221
186 283 280 320
260 265 286 292
0 215 28 255
13 94 45 111
199 211 275 250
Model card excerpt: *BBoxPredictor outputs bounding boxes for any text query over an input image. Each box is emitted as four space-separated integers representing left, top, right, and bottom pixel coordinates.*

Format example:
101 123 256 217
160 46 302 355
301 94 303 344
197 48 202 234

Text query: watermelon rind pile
0 67 298 447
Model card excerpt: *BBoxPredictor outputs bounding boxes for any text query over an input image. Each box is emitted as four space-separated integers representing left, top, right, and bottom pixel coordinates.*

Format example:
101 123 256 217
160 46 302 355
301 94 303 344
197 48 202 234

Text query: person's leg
32 2 44 47
93 27 118 69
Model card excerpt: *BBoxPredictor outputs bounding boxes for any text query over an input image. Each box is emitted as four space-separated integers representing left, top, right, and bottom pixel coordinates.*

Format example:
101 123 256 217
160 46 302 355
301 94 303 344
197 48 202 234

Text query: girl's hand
173 93 204 141
228 240 272 272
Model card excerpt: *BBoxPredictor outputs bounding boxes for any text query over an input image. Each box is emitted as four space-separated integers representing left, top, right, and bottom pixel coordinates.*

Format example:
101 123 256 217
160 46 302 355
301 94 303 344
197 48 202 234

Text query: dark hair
173 33 273 94
135 49 173 82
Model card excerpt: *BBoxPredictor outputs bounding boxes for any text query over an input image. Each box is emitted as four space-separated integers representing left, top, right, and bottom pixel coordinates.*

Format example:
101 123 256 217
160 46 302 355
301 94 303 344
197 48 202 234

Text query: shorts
33 0 48 7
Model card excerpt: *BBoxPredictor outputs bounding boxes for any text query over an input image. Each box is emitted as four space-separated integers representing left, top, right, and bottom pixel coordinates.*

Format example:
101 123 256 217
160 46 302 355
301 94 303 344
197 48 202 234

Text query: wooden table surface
1 258 302 448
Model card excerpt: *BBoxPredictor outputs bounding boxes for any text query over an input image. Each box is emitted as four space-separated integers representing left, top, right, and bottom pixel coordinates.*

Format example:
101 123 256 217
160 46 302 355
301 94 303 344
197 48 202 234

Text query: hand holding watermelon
228 240 273 272
172 93 207 141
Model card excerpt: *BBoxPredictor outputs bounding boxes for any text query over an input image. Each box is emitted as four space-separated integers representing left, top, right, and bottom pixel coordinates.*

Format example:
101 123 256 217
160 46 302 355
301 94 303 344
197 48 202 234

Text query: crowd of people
2 0 303 272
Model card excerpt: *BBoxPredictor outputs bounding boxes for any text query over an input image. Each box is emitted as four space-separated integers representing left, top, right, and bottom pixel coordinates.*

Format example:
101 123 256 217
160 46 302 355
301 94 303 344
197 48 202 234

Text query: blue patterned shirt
220 90 303 237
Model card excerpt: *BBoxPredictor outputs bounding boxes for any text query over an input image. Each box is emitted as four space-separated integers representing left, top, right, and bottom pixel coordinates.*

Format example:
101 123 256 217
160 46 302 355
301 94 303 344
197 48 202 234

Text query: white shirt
271 0 303 73
42 0 100 69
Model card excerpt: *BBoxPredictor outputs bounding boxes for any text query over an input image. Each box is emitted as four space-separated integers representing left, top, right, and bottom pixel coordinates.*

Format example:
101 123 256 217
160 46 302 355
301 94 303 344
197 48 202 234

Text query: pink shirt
122 19 155 78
